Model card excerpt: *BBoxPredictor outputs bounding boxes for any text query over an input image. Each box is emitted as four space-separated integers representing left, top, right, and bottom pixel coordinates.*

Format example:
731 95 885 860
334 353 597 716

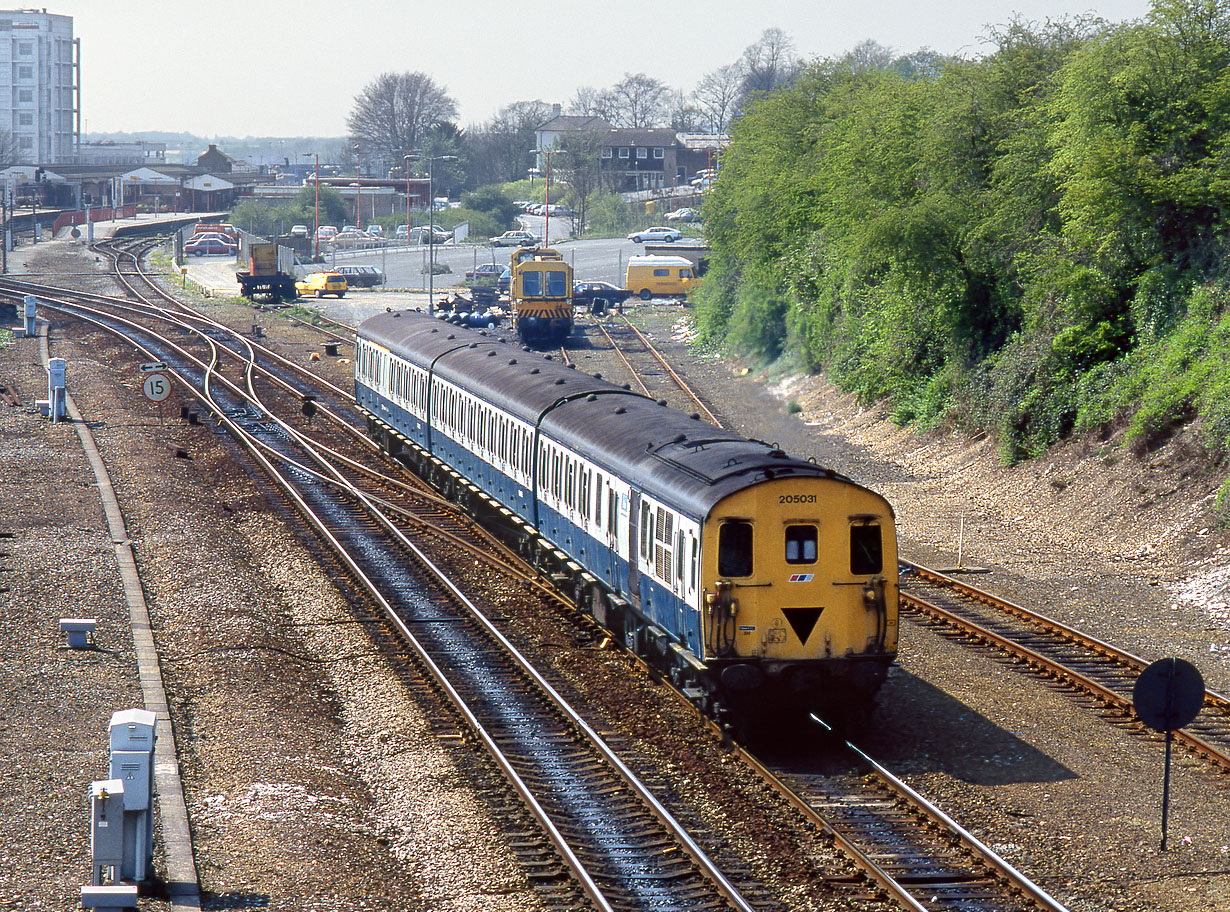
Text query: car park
336 265 384 288
184 236 237 256
628 226 683 243
490 230 540 247
295 272 347 298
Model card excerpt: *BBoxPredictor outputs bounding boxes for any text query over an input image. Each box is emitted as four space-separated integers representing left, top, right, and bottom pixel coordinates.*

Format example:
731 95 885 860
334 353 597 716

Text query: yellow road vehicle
295 271 347 298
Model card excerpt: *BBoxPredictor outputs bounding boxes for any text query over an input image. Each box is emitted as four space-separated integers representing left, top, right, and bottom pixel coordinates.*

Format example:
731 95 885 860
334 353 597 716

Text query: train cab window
785 525 818 564
546 270 568 296
718 521 754 578
851 524 883 575
522 270 542 297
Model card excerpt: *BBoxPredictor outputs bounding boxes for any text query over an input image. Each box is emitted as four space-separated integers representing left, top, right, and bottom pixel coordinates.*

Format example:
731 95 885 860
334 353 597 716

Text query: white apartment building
0 9 79 164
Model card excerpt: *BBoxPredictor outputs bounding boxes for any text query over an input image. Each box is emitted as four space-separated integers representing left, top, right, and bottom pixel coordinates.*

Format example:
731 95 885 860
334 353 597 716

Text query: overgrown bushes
697 0 1230 503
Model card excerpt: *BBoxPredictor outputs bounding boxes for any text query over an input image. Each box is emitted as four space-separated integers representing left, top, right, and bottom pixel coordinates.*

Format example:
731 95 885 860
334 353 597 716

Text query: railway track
19 276 763 912
901 561 1230 772
583 311 725 426
17 249 1092 910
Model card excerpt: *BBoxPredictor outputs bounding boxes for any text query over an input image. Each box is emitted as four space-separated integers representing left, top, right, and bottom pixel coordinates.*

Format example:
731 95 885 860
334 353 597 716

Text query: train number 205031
778 493 817 504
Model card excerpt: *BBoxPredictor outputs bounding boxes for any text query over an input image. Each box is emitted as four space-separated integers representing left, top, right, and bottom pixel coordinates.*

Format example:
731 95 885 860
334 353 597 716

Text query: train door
604 480 618 586
627 489 641 609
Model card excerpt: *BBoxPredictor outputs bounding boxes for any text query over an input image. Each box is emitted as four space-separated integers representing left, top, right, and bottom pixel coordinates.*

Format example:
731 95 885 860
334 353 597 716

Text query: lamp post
353 143 361 232
532 148 554 245
302 152 319 259
412 152 458 314
404 151 412 246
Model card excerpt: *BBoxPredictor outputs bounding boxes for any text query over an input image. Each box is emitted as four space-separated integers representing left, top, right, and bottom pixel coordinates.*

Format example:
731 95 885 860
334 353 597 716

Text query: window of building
601 148 612 159
618 147 630 159
18 42 31 56
653 147 665 159
785 525 818 564
636 147 647 159
851 524 883 575
718 521 754 577
18 89 32 103
17 65 32 80
18 113 32 126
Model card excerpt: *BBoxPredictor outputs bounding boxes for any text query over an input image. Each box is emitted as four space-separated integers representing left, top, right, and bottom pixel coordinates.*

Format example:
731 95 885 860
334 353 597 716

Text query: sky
61 0 1156 138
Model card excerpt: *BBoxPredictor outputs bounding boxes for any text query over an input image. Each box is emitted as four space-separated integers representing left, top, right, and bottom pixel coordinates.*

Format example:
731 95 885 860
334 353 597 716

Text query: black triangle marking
783 607 823 645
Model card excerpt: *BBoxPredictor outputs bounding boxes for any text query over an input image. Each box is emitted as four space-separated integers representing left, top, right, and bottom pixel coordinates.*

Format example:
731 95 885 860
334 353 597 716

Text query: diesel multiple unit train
355 309 899 725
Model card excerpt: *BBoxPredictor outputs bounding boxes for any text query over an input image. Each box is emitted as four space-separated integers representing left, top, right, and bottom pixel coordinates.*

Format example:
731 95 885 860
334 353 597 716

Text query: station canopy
121 167 180 189
183 173 235 192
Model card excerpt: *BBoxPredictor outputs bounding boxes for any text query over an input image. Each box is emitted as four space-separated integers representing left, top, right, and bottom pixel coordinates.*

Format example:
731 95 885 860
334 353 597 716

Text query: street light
411 152 458 314
531 148 554 245
353 143 362 231
302 151 319 259
404 151 413 247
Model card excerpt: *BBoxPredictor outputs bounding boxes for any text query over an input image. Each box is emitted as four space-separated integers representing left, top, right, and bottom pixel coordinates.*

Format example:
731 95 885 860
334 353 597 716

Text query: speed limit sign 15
142 372 171 403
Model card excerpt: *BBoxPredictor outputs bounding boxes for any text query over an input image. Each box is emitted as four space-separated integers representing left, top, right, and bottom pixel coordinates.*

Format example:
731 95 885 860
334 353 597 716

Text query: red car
185 236 237 256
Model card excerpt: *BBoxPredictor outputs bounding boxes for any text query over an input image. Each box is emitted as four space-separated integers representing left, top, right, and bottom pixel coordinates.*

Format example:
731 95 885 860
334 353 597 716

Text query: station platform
51 210 228 243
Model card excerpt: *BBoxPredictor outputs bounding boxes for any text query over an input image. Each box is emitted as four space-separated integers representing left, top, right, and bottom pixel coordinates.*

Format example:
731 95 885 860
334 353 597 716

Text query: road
310 213 704 293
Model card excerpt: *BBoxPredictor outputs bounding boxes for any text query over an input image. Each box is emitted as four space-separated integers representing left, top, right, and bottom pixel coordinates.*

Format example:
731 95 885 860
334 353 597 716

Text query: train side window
675 529 684 581
690 538 698 589
608 489 617 536
640 502 652 560
566 460 575 507
785 525 817 564
718 521 754 577
851 524 883 575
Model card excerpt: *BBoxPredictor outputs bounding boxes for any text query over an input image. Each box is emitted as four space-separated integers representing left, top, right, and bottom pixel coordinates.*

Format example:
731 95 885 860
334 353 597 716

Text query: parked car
664 207 700 222
490 230 540 247
573 280 633 312
628 226 683 243
295 272 348 298
336 265 384 288
184 236 237 256
465 262 511 293
331 229 372 247
290 224 309 237
408 226 453 245
316 225 338 242
366 224 384 238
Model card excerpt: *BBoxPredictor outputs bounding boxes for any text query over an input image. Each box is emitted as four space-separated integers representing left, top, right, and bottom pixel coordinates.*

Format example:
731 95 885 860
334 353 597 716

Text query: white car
289 224 309 237
628 226 683 243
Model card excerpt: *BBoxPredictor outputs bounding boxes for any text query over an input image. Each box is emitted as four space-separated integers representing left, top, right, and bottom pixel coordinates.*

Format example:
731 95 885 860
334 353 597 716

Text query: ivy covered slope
695 0 1230 505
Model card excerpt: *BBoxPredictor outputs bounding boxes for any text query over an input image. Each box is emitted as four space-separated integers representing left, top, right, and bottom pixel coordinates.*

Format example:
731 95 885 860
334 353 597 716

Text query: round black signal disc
1133 658 1205 732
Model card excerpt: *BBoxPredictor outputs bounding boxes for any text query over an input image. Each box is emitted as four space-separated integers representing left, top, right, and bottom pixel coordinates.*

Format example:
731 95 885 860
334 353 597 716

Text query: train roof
360 310 888 520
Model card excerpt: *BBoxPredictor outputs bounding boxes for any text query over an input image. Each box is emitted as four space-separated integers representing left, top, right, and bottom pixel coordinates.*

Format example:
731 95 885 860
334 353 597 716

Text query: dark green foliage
695 1 1230 479
459 186 518 230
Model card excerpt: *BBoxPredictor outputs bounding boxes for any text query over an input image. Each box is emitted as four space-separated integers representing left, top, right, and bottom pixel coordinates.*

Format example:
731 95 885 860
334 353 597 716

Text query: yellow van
625 255 695 300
